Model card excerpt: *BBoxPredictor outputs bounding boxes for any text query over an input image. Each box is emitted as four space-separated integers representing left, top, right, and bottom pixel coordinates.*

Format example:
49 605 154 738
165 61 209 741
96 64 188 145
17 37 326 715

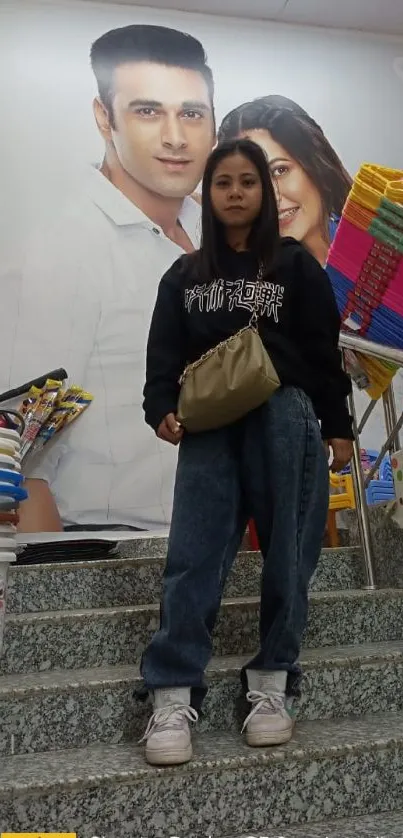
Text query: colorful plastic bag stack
0 410 27 653
326 163 403 399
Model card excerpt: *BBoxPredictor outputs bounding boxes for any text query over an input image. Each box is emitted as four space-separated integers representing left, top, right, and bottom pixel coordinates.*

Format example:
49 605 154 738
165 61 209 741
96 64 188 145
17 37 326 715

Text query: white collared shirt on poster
3 166 201 531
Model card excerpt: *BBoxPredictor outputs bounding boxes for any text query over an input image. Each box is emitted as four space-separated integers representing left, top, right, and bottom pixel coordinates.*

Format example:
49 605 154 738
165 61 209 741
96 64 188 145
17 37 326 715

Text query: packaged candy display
16 379 93 463
19 379 61 458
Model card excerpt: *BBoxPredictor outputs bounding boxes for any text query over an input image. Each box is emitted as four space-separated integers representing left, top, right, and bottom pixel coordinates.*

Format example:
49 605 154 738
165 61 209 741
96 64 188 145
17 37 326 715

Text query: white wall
1 0 403 265
1 0 402 448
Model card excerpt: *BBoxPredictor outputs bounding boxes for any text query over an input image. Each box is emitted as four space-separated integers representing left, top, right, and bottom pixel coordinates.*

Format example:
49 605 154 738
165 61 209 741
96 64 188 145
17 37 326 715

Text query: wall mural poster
0 18 399 540
218 95 352 266
4 24 216 539
216 96 399 399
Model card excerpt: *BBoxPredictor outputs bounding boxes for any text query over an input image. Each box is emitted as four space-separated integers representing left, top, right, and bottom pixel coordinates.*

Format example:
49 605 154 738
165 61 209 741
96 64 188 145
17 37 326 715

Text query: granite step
7 547 364 613
233 809 403 837
1 711 403 837
1 641 403 756
3 588 403 676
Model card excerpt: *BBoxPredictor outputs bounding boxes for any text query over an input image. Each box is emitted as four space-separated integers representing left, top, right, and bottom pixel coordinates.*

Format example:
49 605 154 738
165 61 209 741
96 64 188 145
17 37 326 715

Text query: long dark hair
191 138 280 282
218 95 352 224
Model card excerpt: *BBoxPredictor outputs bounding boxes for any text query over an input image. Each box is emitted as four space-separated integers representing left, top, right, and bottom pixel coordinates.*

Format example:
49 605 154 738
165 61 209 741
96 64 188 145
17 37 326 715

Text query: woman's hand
326 438 354 473
157 413 184 446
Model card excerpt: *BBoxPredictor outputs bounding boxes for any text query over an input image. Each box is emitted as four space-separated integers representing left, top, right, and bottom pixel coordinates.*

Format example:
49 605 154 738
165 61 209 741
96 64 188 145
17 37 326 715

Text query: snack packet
20 379 62 458
27 389 93 459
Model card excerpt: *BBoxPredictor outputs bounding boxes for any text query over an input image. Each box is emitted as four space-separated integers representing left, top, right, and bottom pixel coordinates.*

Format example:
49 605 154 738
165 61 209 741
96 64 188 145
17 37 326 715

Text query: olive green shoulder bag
177 266 280 433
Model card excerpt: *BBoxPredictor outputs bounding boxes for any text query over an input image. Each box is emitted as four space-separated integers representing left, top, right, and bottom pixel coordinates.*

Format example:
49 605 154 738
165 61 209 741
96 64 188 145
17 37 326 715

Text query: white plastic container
0 537 17 550
0 430 21 459
0 524 17 537
0 454 20 471
0 549 16 654
0 428 21 442
0 440 18 456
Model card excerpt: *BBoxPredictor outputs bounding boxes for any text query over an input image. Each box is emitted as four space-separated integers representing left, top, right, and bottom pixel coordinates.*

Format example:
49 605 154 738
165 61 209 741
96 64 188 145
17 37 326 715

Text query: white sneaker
140 687 198 766
242 670 294 747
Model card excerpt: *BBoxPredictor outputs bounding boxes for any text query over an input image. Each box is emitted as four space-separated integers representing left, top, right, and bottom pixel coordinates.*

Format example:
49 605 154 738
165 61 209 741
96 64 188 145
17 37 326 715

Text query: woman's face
210 151 263 229
240 129 323 246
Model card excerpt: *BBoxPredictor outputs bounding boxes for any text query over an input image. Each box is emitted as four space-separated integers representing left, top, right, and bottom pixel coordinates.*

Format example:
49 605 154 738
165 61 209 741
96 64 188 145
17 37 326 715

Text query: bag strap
180 263 265 384
248 263 265 328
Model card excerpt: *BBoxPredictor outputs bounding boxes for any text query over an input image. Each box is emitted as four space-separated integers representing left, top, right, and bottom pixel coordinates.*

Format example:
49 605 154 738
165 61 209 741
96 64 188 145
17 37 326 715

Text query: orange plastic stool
249 471 356 551
327 472 356 547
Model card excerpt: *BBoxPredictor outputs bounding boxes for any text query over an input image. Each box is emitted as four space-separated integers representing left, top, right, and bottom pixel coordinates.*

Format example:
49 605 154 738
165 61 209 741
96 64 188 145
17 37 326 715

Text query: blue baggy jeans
140 387 329 707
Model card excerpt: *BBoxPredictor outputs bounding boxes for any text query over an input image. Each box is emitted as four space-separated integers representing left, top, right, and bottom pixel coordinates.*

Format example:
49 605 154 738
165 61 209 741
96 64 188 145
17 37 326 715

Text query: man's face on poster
107 61 214 198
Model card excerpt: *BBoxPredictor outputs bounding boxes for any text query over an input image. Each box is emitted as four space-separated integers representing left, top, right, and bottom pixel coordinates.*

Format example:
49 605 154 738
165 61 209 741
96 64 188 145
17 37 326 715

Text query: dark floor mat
16 540 118 565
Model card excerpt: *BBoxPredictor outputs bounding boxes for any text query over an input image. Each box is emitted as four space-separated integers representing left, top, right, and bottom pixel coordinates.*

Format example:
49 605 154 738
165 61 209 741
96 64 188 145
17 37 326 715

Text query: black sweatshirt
143 237 353 440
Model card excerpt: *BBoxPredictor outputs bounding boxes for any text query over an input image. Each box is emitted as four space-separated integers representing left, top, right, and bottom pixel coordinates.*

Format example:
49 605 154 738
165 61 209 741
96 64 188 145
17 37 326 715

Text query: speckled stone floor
7 547 364 613
3 588 403 676
2 712 403 837
234 808 403 836
2 532 403 837
2 641 403 755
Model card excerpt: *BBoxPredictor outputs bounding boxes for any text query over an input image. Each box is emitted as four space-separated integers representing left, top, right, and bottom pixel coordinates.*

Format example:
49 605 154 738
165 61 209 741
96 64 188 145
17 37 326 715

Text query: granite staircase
1 537 403 837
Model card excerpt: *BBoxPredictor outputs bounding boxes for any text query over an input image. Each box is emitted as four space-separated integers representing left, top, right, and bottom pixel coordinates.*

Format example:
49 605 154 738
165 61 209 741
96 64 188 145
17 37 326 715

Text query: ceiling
73 0 403 35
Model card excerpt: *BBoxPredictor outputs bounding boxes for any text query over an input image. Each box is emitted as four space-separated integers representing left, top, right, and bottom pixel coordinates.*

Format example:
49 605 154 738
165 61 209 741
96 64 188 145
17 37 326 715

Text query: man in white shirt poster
7 24 215 535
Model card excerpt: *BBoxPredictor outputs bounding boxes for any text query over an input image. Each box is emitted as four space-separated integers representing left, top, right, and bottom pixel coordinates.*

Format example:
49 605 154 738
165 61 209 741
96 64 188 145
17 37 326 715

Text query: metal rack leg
383 384 402 453
347 389 376 590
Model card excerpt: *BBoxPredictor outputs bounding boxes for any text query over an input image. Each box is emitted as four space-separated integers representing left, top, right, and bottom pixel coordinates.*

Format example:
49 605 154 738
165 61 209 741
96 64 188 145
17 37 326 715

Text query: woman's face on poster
239 128 323 246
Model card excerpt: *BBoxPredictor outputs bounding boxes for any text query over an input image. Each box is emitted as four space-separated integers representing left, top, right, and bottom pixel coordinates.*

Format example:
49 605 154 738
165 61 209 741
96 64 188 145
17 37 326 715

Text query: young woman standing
140 139 354 766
